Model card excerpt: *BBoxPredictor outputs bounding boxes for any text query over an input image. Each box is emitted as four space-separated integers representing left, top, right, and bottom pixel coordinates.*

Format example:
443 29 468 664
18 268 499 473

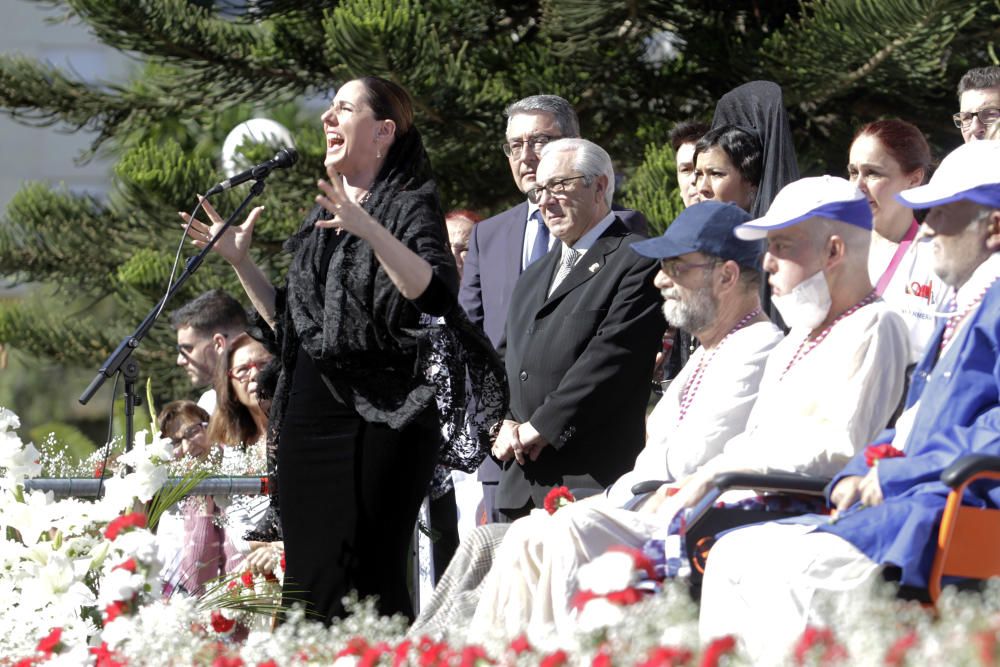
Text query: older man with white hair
491 138 663 521
699 140 1000 665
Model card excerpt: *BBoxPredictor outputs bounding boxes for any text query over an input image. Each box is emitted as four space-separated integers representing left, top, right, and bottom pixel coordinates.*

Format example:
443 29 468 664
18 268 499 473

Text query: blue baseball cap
734 176 872 240
632 201 762 268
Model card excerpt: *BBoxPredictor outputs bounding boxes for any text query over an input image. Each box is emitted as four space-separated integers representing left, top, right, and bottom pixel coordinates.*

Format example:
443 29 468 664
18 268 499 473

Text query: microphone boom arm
79 179 268 407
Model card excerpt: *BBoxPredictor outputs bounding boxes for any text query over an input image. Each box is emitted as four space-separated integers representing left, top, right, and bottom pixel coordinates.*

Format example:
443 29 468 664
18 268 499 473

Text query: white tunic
467 301 908 643
608 320 784 506
701 299 910 480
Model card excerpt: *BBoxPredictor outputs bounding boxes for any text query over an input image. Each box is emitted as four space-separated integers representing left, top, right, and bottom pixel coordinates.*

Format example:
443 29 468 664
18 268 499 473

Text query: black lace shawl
245 179 508 541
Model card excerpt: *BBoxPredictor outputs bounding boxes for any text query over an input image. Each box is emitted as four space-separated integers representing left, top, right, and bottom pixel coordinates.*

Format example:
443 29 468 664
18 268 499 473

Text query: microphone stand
79 180 268 460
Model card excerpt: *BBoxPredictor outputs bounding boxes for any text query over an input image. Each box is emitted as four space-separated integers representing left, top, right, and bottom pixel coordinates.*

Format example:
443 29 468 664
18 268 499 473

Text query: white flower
0 438 42 483
576 551 636 595
576 597 625 632
98 567 145 605
47 644 92 667
20 551 96 614
100 616 133 650
0 406 21 431
4 489 55 546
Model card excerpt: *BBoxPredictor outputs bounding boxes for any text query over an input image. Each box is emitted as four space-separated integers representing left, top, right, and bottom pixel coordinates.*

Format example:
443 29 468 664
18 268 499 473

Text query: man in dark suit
491 138 664 520
459 94 647 350
457 95 647 525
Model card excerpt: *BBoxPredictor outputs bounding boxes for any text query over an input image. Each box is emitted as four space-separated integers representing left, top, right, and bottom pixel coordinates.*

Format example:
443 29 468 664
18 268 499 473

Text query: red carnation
540 650 569 667
212 657 244 667
90 643 127 667
509 635 531 655
793 626 847 665
976 630 998 667
418 639 451 666
336 637 370 658
637 646 693 667
606 545 659 581
210 610 236 634
104 600 128 623
864 444 904 467
591 649 613 667
392 640 412 667
36 627 62 657
459 645 493 667
112 558 137 573
884 631 919 667
700 635 736 667
257 662 279 667
104 512 147 540
543 486 576 515
241 570 255 588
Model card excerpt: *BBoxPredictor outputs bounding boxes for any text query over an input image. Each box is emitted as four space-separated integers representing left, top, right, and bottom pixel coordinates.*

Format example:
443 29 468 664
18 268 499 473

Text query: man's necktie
549 246 581 296
527 210 550 267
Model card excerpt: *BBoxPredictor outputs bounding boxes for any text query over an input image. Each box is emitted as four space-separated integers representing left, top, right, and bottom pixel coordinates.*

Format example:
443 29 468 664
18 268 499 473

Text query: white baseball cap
734 176 872 241
896 140 1000 209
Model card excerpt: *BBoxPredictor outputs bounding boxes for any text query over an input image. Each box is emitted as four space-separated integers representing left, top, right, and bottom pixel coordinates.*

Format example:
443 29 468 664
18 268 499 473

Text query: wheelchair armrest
685 472 832 535
940 454 1000 489
631 480 669 496
710 471 830 496
570 487 604 500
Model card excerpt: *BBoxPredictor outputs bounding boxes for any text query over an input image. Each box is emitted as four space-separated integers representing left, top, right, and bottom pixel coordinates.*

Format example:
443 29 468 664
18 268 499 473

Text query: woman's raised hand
179 197 263 268
315 170 378 240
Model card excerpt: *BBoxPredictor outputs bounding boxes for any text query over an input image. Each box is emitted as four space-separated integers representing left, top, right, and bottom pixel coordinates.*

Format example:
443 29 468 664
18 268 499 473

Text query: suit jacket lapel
543 220 627 305
529 248 563 314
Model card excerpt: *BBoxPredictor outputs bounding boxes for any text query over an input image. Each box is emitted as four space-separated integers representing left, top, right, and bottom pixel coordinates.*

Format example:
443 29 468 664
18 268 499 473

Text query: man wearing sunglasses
955 66 1000 143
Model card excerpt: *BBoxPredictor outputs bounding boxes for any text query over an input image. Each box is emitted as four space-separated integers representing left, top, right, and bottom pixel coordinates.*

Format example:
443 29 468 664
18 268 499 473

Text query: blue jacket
815 279 1000 587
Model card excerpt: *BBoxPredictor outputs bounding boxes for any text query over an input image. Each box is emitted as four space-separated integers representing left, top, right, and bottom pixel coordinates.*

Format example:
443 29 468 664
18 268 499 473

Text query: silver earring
376 146 382 159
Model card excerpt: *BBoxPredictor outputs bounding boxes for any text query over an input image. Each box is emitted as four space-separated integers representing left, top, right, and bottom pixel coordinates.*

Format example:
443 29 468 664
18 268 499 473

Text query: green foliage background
0 0 997 449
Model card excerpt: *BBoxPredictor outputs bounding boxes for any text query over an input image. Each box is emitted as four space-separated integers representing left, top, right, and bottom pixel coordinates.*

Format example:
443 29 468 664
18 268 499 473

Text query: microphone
205 147 299 196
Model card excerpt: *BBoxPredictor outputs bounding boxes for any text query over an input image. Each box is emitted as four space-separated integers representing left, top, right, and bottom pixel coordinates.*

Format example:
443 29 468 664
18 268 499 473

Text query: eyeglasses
526 175 590 204
659 258 717 279
953 108 1000 129
502 134 558 159
171 421 206 446
228 359 268 381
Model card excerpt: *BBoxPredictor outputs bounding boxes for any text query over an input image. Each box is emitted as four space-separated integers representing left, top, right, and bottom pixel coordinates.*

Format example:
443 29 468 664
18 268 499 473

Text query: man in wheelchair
699 140 1000 665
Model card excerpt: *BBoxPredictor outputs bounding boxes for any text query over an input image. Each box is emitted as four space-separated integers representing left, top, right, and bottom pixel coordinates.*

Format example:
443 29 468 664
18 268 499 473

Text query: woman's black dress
259 180 505 624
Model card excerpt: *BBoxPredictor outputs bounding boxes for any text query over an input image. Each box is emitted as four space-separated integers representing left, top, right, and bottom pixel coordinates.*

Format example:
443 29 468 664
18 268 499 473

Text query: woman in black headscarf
711 80 800 323
711 80 800 216
183 76 506 623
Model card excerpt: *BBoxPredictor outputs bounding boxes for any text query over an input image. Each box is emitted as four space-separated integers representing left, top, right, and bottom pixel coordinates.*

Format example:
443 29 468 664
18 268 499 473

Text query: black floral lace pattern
423 311 509 499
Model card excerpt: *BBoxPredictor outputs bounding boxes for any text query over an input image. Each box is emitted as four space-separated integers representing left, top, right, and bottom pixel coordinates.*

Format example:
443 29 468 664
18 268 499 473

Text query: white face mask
771 270 832 331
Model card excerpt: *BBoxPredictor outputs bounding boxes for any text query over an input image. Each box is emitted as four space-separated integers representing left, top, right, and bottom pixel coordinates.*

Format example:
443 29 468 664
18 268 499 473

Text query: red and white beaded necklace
677 308 762 422
780 291 879 380
939 277 999 353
